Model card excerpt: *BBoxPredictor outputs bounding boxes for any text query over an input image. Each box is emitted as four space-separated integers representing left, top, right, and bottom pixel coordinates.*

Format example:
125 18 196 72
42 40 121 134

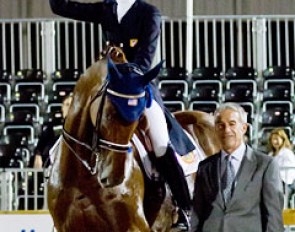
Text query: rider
49 0 193 228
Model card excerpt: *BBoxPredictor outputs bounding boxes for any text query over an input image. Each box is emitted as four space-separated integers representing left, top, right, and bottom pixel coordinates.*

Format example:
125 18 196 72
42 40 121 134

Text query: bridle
61 78 146 175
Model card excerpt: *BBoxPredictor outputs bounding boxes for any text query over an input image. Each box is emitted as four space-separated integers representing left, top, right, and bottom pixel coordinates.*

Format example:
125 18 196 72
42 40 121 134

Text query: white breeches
144 99 169 157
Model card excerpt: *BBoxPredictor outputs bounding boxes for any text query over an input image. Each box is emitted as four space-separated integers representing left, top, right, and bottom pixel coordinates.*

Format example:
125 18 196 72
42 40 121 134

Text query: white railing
2 16 295 75
0 167 294 211
0 168 48 211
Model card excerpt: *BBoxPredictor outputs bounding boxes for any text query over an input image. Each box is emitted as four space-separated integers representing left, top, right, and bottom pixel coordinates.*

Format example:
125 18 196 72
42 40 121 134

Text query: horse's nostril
76 194 86 200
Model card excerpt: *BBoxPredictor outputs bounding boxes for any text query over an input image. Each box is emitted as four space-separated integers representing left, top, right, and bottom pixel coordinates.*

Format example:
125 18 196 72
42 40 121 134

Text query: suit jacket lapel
227 145 257 208
210 152 225 209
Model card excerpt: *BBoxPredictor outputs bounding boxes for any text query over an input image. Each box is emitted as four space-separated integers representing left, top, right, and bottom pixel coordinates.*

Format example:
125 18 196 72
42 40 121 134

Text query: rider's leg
144 100 191 211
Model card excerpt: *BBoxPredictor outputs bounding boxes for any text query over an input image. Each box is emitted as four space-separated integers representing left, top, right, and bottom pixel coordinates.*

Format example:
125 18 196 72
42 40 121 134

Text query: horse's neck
85 59 108 85
64 59 108 146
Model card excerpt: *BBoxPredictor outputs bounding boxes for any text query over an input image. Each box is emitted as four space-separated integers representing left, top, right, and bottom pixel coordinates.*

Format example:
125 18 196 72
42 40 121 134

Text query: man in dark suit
190 102 284 232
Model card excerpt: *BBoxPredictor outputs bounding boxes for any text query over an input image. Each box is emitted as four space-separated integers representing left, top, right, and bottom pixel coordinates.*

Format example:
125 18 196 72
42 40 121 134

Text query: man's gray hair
214 102 248 123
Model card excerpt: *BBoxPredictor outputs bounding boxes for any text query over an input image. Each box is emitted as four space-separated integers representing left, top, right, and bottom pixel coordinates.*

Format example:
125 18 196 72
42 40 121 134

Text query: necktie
222 156 235 204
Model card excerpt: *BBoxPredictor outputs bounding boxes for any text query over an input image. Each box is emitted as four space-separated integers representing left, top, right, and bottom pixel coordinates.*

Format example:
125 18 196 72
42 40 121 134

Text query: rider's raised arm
49 0 107 23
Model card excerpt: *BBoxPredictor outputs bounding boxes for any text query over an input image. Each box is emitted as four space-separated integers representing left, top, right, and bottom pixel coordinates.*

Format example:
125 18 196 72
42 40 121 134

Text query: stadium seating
0 104 5 123
14 83 45 103
0 83 11 103
263 79 294 101
158 67 189 80
0 70 12 82
14 69 46 83
12 69 46 104
1 63 295 171
240 102 255 124
190 67 222 80
189 67 223 107
50 82 76 103
45 102 64 126
262 66 295 80
163 101 185 112
52 69 81 82
0 70 12 113
225 67 258 80
0 144 25 168
2 125 35 146
224 67 258 103
261 101 293 127
189 101 219 113
190 80 222 102
158 80 188 102
224 80 257 102
8 103 40 124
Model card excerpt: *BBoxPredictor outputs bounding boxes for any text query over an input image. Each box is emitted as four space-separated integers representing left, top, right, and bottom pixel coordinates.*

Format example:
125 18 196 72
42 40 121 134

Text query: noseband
62 80 145 175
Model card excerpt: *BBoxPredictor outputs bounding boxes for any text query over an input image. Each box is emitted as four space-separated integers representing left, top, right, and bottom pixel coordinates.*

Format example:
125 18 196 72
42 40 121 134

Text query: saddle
133 114 206 181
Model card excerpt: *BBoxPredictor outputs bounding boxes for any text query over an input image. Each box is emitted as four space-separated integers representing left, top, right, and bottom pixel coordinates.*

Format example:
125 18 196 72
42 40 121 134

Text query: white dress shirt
269 147 295 185
117 0 136 23
221 143 246 183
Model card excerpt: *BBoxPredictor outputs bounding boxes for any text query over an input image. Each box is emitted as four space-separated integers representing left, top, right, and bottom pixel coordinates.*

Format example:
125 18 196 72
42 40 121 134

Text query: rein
61 79 145 175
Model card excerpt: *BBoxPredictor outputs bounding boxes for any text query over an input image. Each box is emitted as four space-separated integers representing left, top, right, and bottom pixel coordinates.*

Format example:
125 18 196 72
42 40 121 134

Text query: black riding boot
155 145 191 230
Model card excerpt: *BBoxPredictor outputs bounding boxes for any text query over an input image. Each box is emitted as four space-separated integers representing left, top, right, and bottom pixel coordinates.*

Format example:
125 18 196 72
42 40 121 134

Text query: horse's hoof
171 209 190 232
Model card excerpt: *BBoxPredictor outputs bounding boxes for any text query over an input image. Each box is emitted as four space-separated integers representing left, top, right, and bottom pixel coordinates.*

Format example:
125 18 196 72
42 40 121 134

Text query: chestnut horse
47 48 220 232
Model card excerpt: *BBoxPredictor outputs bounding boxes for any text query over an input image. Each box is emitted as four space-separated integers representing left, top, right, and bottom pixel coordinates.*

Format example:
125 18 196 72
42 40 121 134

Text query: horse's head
93 57 163 139
106 58 163 122
89 58 163 186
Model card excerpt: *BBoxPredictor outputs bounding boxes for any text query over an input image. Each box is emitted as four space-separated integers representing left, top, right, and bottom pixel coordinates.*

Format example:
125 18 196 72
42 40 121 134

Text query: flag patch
128 99 138 106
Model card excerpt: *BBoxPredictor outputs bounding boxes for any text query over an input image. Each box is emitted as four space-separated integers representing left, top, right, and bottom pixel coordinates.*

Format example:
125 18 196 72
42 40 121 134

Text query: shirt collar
221 143 246 162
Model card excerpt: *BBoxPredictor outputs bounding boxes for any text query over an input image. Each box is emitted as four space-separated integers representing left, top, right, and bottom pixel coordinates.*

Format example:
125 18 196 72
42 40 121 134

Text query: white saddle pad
132 131 206 178
176 130 206 176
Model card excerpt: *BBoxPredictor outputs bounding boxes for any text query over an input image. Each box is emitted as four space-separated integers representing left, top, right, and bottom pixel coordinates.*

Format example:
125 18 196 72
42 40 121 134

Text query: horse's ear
143 60 164 84
107 57 121 80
